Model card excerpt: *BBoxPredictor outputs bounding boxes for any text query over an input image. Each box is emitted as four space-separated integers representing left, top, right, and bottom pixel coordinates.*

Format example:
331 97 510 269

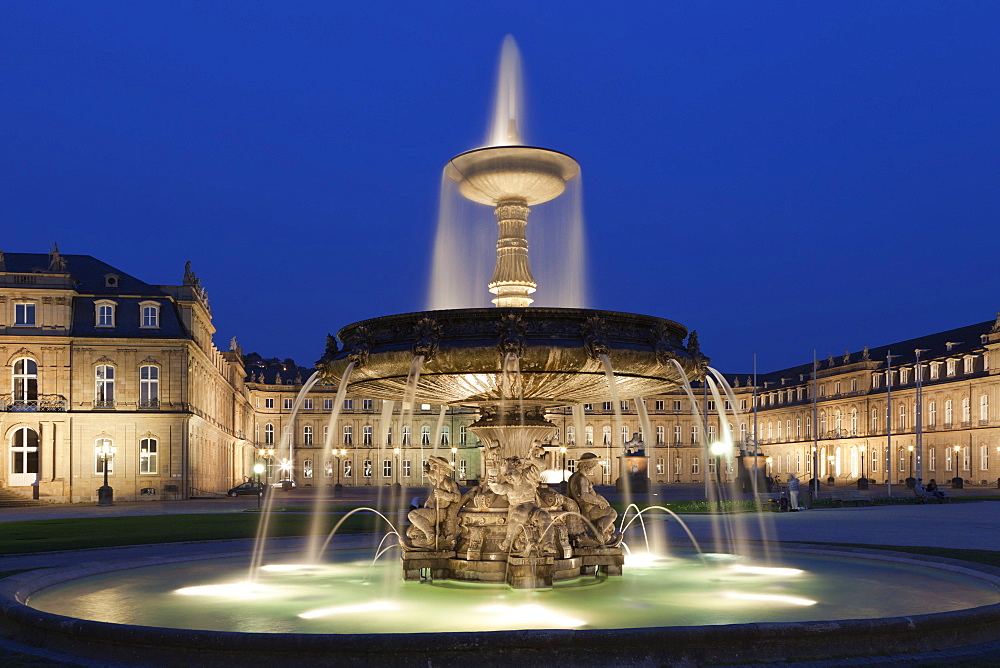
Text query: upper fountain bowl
319 307 707 407
445 146 580 206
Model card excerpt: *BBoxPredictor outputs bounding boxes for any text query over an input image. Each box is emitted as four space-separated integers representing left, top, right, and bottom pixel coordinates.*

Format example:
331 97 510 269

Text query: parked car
227 481 267 497
271 479 297 489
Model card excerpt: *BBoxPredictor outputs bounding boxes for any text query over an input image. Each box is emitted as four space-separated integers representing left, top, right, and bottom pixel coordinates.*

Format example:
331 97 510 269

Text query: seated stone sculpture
568 453 618 546
489 456 554 556
406 456 462 550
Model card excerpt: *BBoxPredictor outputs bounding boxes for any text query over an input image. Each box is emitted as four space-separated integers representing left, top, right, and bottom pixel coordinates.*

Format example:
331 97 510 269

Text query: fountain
1 36 999 667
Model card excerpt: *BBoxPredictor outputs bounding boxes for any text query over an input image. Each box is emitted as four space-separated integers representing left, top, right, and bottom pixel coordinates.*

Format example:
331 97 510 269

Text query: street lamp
258 448 275 482
253 463 265 484
827 455 835 482
907 445 915 484
96 440 117 506
765 456 773 479
451 446 458 480
859 444 868 490
392 447 401 490
710 441 727 487
334 447 346 498
953 445 963 488
559 445 567 494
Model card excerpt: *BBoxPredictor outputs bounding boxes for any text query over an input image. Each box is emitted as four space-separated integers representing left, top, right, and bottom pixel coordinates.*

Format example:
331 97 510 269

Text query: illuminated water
28 550 999 634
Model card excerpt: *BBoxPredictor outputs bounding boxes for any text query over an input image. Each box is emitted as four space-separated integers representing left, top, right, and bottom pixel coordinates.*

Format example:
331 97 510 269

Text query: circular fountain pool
23 550 1000 633
4 545 999 666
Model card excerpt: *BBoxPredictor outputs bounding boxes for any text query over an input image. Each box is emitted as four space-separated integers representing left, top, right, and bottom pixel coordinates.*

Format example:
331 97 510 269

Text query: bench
756 492 789 511
914 486 949 504
829 490 870 507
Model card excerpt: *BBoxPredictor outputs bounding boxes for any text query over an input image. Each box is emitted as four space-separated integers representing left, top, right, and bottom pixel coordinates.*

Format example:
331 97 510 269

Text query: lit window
303 426 313 445
14 302 36 326
363 399 373 411
139 438 158 474
363 460 372 478
421 426 431 445
946 360 956 377
930 363 940 380
264 423 274 444
140 365 159 408
95 365 115 406
344 399 353 410
95 301 116 327
655 400 665 411
12 358 38 406
363 425 373 445
343 426 353 446
403 460 411 477
303 460 313 478
383 459 392 477
441 426 450 446
585 426 594 445
343 460 352 478
945 400 953 425
140 302 160 329
928 402 937 426
964 357 974 374
980 395 989 423
602 426 612 445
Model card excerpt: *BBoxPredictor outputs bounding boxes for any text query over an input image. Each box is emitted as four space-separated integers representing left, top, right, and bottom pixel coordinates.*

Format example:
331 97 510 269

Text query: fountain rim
3 543 999 666
445 144 581 181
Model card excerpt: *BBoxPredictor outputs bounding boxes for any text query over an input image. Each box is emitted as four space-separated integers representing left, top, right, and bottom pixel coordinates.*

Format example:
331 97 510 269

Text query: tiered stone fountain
319 141 707 588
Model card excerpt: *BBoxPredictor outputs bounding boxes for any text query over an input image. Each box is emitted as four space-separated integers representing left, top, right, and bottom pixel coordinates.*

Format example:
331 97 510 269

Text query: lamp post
710 441 726 489
858 444 868 490
96 440 117 506
953 445 963 488
258 448 275 482
451 446 458 481
559 445 567 494
334 447 346 498
393 447 401 491
907 445 915 486
765 456 773 480
827 455 835 483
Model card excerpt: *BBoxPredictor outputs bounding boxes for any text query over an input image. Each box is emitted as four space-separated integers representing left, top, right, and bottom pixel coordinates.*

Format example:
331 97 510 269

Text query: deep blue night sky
3 2 999 373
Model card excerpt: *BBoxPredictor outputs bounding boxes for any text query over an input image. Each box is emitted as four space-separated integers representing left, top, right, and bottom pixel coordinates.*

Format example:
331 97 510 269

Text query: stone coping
1 543 999 667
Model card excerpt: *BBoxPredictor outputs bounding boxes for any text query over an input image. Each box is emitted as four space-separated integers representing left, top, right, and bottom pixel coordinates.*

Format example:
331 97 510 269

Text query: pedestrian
788 473 800 511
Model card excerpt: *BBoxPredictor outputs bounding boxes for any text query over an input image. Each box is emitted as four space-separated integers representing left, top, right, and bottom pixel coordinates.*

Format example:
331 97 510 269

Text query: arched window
95 365 115 407
264 423 274 445
585 426 594 445
602 426 612 445
928 401 937 426
10 426 40 484
928 447 936 472
945 400 953 425
12 358 38 407
440 426 450 446
962 397 971 423
139 365 159 408
420 426 430 445
139 437 158 474
835 410 842 432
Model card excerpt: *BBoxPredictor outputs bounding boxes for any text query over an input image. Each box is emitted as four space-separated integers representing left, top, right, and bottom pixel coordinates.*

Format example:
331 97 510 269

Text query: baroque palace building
4 246 1000 503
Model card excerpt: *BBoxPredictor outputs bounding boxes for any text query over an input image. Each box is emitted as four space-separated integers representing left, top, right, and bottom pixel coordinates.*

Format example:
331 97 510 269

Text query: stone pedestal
401 550 455 581
506 555 554 589
575 545 625 577
97 485 114 506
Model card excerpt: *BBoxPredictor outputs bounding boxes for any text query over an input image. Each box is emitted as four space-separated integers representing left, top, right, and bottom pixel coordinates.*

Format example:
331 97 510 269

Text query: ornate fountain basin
320 307 705 407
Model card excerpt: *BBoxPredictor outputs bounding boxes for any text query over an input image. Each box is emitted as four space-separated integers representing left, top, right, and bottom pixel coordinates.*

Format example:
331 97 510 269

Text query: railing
1 394 68 412
94 400 116 409
138 400 160 409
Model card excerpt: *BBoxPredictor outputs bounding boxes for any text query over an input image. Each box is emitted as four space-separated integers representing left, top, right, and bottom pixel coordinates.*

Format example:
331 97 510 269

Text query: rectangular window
95 365 115 405
946 360 956 377
363 399 373 411
964 357 974 374
303 426 313 445
567 459 577 473
343 459 352 478
283 398 292 410
303 460 313 478
656 457 664 474
928 448 935 472
343 426 353 445
460 425 467 445
691 457 700 475
139 365 159 407
403 460 411 477
421 426 431 445
691 425 699 444
930 363 940 380
872 374 881 389
655 400 665 411
620 401 629 412
265 398 274 409
141 305 159 328
14 302 36 326
980 445 988 470
656 426 664 445
96 304 114 327
459 460 467 478
303 399 314 410
583 404 592 411
323 399 333 411
343 399 354 410
139 438 157 474
383 459 392 477
673 400 682 411
602 402 612 411
673 426 681 444
363 425 373 446
946 448 953 472
402 426 411 445
363 460 372 478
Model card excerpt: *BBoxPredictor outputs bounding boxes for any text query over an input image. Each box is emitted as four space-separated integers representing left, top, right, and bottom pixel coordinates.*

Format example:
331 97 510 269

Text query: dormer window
14 302 36 326
963 356 975 374
946 359 956 377
104 274 120 288
139 301 160 329
94 300 116 328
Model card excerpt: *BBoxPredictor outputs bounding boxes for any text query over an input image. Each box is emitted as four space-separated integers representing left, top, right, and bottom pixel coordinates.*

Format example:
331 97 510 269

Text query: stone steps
0 488 40 508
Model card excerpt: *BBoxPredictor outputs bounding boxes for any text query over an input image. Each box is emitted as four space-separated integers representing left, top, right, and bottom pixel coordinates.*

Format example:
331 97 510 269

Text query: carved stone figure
497 313 527 358
48 243 68 272
582 315 610 360
568 453 617 546
412 317 443 362
406 456 461 550
862 345 871 361
488 455 555 556
992 313 1000 334
345 326 373 368
828 353 835 368
843 350 851 364
0 250 5 272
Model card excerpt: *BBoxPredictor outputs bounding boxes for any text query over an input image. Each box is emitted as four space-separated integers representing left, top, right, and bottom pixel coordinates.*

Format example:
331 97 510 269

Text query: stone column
488 198 537 307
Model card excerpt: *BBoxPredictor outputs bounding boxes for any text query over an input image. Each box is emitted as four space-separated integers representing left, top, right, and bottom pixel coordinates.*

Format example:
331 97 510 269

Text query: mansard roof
2 253 170 296
752 319 994 387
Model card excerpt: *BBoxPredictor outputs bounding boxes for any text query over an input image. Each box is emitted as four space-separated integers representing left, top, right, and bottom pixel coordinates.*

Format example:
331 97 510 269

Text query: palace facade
3 247 999 503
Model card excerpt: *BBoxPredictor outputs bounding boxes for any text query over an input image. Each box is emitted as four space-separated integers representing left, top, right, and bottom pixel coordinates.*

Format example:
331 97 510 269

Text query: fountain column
489 197 536 307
